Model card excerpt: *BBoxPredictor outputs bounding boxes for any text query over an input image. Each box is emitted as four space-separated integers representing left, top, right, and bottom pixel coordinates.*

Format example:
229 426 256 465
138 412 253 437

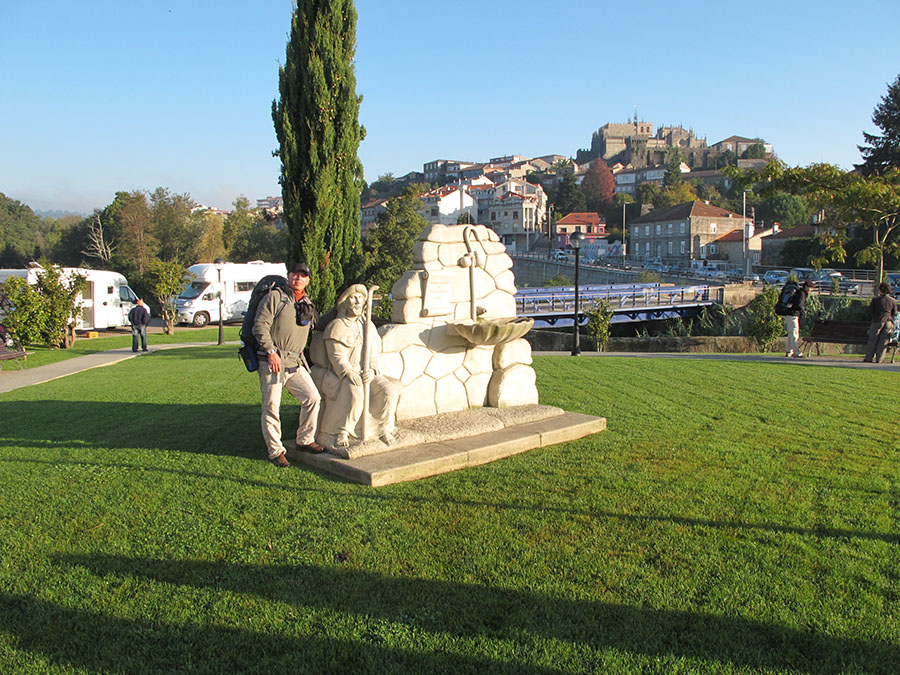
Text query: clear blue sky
2 0 898 215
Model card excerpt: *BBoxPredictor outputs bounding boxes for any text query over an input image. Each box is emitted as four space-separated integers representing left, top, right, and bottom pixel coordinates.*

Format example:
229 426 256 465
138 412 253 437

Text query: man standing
253 262 325 467
779 279 812 358
864 282 898 363
128 298 150 353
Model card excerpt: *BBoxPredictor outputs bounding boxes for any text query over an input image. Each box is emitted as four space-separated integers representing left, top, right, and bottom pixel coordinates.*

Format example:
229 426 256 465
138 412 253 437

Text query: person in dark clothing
128 298 151 353
783 280 812 358
864 282 898 363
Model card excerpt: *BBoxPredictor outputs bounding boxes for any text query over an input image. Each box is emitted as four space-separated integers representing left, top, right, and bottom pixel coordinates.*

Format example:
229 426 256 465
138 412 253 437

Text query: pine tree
857 73 900 177
272 0 364 310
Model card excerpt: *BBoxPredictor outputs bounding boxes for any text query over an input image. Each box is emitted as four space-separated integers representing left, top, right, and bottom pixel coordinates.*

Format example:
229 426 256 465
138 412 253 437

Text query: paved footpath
0 342 222 394
2 345 896 396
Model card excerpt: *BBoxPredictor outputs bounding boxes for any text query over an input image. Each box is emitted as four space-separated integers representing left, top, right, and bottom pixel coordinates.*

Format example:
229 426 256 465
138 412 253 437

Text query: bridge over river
516 283 724 328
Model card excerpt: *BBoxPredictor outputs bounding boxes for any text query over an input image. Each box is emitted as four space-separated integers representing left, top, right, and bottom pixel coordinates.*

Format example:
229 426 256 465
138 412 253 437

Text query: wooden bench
0 342 29 371
802 319 898 363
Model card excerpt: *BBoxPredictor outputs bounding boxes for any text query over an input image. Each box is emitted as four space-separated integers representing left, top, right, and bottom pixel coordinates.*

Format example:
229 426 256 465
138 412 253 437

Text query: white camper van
175 261 287 327
0 264 138 330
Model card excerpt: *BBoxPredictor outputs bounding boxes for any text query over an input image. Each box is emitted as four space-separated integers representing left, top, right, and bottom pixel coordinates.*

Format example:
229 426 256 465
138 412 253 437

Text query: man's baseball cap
288 262 311 277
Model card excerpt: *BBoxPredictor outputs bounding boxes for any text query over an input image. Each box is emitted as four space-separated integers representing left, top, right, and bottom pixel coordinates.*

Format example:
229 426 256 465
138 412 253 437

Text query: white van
0 264 138 330
175 261 287 327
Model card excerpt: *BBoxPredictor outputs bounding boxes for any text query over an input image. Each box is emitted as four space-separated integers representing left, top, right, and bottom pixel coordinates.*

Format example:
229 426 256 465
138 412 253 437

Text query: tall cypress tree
272 0 364 310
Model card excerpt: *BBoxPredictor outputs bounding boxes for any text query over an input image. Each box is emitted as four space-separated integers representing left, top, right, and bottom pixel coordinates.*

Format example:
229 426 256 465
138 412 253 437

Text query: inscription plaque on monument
421 270 453 317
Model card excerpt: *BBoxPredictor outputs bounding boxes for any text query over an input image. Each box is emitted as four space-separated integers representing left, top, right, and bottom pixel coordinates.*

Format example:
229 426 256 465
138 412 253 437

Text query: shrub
584 300 614 351
0 266 84 347
743 285 783 351
544 274 571 286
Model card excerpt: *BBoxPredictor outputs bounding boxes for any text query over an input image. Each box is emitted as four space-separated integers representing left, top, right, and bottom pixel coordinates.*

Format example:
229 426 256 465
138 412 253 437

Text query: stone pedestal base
285 404 606 486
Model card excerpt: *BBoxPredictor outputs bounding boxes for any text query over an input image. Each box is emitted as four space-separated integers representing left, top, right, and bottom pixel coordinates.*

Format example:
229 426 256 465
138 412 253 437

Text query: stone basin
446 317 534 346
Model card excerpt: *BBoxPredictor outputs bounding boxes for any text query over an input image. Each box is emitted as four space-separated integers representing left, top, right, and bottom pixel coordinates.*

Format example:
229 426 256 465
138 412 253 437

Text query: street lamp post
570 231 586 356
214 258 224 346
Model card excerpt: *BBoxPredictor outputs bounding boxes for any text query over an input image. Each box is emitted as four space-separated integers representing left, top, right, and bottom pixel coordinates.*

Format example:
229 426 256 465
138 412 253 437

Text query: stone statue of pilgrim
320 284 399 449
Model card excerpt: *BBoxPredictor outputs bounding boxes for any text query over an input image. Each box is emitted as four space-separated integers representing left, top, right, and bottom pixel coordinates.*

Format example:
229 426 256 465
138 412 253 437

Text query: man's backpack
238 275 290 372
775 282 799 316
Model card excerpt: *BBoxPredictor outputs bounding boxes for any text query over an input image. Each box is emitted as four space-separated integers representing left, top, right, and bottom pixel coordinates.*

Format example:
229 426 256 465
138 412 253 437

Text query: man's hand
267 351 282 374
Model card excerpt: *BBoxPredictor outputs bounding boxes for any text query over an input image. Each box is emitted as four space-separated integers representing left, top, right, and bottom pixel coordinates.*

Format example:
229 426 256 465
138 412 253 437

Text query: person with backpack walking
252 262 325 467
864 282 898 363
776 279 812 358
128 298 151 353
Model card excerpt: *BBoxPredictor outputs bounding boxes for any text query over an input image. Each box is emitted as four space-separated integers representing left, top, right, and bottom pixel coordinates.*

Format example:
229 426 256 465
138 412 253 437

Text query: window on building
668 223 673 233
645 225 650 235
491 212 496 220
645 242 650 255
667 241 673 254
710 223 717 233
709 244 718 254
513 211 518 219
680 241 686 254
680 222 686 234
655 224 661 235
431 208 438 216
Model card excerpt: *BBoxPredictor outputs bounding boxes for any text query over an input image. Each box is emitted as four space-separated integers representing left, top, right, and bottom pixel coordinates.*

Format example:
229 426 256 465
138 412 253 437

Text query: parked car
762 270 790 286
550 250 571 262
790 267 860 294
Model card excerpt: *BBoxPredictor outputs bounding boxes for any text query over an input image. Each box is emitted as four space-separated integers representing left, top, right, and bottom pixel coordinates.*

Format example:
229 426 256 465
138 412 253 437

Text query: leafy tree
857 73 900 176
272 0 365 310
149 188 196 266
580 160 615 213
756 192 809 229
363 192 428 320
655 182 698 209
146 260 192 335
0 192 43 263
114 191 156 276
764 162 900 288
715 149 737 169
230 219 289 263
742 142 768 159
553 173 586 215
637 182 660 208
223 196 257 253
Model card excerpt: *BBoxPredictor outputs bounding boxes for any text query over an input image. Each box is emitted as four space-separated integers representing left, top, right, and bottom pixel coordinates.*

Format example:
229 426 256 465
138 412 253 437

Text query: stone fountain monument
287 223 606 485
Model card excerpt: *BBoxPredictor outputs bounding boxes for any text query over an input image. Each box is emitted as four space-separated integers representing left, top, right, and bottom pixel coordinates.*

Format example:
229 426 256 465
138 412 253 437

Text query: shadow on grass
0 591 551 674
0 400 265 458
30 553 899 674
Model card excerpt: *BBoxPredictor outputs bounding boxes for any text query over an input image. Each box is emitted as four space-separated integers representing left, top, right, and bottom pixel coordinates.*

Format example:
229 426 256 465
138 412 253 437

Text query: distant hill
35 209 87 220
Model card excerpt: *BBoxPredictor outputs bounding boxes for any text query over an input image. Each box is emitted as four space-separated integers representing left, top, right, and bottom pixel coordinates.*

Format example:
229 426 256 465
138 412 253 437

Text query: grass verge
0 349 897 673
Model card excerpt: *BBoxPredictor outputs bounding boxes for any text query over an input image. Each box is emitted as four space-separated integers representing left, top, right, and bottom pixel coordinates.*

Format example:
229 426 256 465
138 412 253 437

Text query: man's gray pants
258 362 321 460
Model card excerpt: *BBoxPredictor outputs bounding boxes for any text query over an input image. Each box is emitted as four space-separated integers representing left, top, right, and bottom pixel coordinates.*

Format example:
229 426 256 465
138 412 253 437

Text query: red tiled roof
713 228 743 242
557 212 602 226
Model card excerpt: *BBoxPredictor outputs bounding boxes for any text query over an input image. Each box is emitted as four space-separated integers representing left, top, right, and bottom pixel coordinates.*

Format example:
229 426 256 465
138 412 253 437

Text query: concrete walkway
0 342 223 394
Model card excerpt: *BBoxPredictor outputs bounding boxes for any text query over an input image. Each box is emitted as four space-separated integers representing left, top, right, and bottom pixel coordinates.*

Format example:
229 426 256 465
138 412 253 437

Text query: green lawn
0 348 898 673
1 326 241 370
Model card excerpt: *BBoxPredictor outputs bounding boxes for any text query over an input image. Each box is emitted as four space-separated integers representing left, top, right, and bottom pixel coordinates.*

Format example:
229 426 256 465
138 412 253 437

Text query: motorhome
175 261 287 327
0 264 138 330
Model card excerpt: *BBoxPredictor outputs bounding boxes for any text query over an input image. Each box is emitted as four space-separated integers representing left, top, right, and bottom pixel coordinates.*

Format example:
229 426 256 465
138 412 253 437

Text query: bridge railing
515 284 718 316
